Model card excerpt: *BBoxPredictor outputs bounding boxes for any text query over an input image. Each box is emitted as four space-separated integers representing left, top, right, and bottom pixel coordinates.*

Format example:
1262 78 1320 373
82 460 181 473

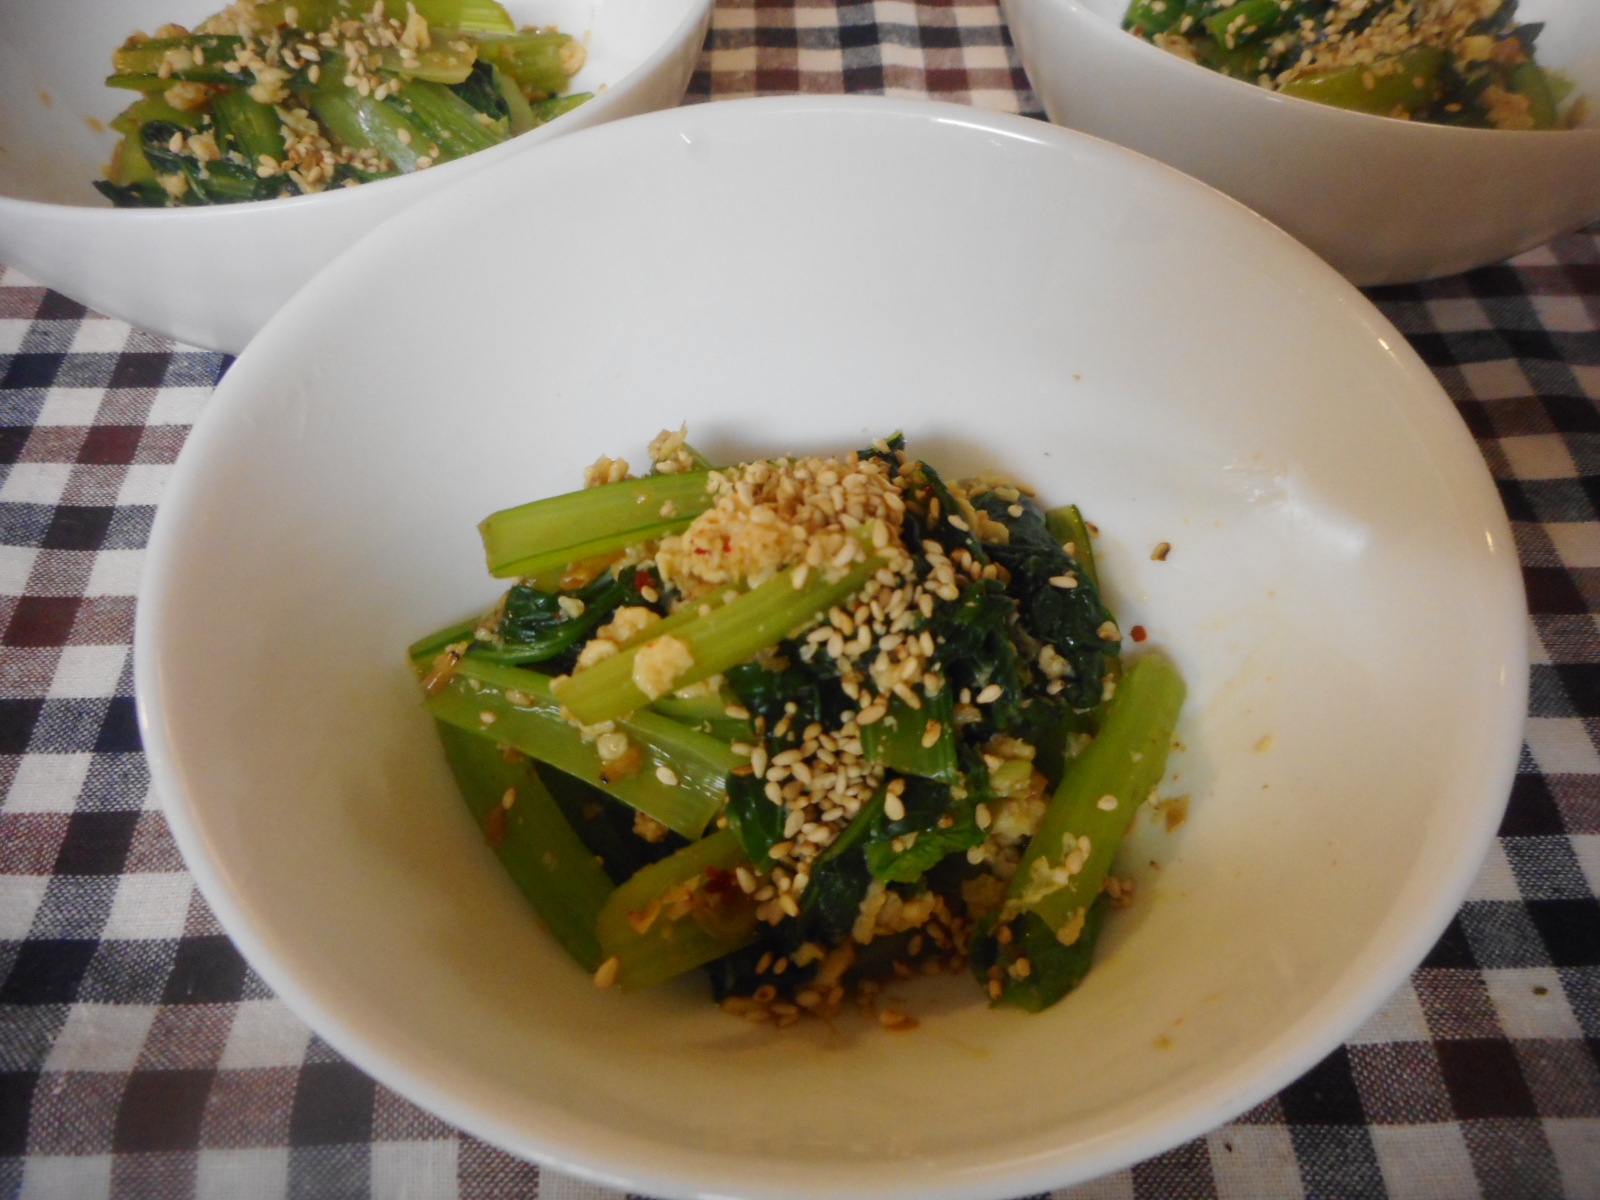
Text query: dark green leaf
535 762 682 884
724 770 785 870
972 492 1117 711
862 776 984 883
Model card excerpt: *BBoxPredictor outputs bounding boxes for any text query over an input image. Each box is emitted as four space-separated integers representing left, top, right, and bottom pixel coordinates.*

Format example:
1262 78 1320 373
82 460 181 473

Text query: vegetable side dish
1124 0 1583 129
409 431 1185 1025
98 0 588 207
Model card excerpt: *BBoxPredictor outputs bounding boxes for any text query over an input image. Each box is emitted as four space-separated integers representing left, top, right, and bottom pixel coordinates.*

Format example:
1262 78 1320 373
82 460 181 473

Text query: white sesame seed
592 956 620 988
975 684 1003 705
655 765 679 787
1097 794 1118 811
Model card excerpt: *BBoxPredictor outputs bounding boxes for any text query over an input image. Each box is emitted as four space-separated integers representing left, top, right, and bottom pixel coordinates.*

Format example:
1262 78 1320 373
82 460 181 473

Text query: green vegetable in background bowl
1125 0 1583 128
99 0 589 206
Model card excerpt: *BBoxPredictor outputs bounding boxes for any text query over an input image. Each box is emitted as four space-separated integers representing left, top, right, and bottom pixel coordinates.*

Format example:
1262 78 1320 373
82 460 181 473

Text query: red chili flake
484 805 507 847
1130 625 1148 643
633 570 654 592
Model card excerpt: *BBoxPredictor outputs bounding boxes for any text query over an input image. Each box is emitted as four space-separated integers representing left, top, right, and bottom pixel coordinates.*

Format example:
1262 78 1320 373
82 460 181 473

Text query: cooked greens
411 431 1186 1023
1125 0 1582 129
97 0 590 207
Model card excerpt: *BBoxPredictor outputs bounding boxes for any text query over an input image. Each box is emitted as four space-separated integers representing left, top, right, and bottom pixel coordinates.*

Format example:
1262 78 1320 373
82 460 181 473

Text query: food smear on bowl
97 0 589 206
1124 0 1584 129
408 430 1186 1025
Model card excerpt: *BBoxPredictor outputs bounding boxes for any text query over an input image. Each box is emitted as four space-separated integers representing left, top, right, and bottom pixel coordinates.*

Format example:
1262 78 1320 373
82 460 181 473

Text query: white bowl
0 0 710 353
135 96 1526 1199
1002 0 1600 285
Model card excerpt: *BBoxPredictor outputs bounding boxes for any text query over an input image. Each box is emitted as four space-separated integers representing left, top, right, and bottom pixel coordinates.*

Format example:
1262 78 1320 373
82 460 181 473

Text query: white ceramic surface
136 96 1527 1199
1002 0 1600 285
0 0 710 353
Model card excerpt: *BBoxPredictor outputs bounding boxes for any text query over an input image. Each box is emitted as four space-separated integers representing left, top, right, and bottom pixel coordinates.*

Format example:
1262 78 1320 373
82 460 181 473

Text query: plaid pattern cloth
1 1 1597 1197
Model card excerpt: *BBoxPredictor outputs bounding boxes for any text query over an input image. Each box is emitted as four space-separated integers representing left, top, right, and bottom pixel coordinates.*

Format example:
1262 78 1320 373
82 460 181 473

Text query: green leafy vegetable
972 492 1118 711
862 776 985 883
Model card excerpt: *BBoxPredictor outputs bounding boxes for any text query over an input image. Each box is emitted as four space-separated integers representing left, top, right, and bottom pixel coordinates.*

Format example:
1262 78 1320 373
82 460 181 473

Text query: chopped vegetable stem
409 0 517 32
1044 504 1099 592
427 659 737 838
472 30 576 97
309 85 423 172
385 79 503 158
435 720 612 970
595 829 757 989
1007 653 1185 933
212 89 287 164
554 550 882 726
861 688 958 783
479 470 714 578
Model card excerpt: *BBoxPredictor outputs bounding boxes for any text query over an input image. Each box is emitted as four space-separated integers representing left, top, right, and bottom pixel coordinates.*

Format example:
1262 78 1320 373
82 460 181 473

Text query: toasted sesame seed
478 710 497 725
1097 794 1118 811
879 1007 918 1030
975 684 1003 705
592 956 620 988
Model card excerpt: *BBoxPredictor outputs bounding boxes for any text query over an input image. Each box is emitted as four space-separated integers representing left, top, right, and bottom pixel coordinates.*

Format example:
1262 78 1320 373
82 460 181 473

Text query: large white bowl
0 0 710 353
1002 0 1600 285
136 96 1526 1199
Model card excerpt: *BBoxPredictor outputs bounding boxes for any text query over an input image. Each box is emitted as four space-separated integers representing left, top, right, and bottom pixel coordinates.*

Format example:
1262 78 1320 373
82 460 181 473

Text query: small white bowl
1002 0 1600 285
136 96 1526 1199
0 0 711 352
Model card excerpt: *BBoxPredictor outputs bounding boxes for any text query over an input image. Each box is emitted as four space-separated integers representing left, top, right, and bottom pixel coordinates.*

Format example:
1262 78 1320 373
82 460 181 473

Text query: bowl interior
137 98 1526 1199
0 0 691 205
1074 0 1600 126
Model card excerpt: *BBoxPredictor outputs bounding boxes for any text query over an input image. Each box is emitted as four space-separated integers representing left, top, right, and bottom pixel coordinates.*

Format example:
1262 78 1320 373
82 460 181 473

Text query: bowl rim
133 92 1529 1200
0 0 714 215
1034 0 1599 140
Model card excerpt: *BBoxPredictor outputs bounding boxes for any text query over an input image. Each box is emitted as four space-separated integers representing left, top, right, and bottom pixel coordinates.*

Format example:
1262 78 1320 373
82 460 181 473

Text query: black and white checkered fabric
2 1 1597 1196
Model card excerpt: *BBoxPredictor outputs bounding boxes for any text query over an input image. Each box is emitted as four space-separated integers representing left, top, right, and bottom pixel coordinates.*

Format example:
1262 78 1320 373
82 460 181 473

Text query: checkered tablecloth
2 1 1597 1197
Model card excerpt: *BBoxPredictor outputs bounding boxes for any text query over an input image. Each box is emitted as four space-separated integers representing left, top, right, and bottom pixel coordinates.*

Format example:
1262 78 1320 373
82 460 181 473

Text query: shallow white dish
0 0 711 353
1002 0 1600 285
136 96 1526 1199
